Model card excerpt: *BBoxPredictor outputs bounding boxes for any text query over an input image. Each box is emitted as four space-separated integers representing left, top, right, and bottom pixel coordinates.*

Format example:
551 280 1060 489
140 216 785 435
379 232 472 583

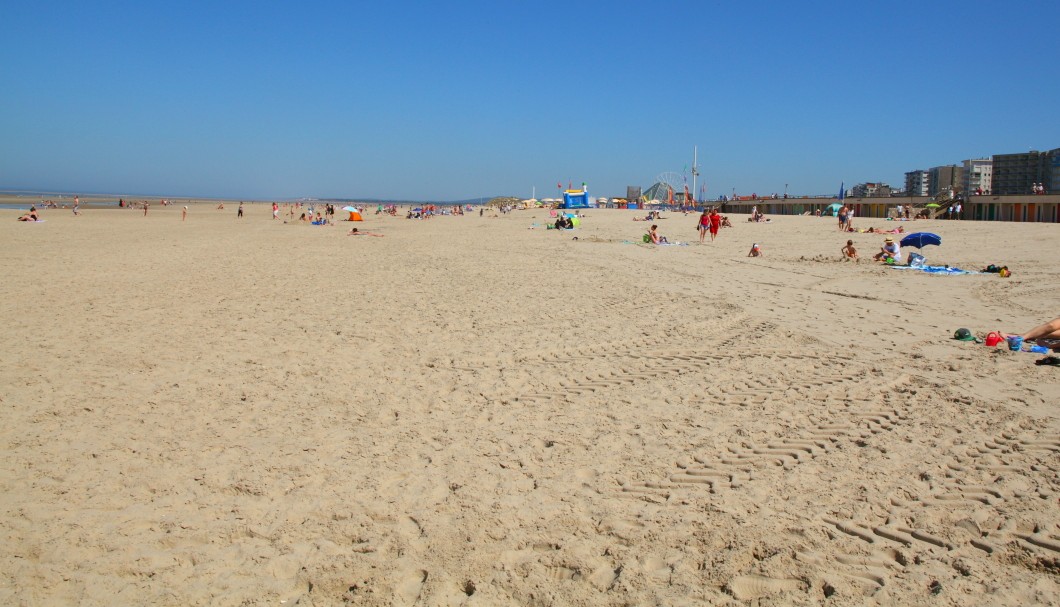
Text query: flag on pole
838 182 845 200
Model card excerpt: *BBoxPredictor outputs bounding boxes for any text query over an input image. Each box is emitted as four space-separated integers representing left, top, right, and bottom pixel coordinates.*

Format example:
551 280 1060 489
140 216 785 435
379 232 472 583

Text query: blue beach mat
890 265 978 275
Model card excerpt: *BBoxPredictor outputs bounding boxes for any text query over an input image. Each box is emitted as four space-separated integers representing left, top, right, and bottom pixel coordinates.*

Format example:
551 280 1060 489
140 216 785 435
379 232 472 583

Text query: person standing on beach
697 209 710 244
272 202 279 220
182 206 188 221
237 202 244 218
837 204 848 231
143 201 149 216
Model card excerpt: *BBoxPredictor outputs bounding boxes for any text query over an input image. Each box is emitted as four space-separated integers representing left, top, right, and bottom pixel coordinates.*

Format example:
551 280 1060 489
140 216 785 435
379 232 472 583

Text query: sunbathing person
348 228 384 237
17 210 40 221
1016 317 1060 352
647 224 668 244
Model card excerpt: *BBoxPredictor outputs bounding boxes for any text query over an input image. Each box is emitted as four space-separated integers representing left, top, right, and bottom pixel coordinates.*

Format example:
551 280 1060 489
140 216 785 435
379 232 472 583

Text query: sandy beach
1 203 1058 606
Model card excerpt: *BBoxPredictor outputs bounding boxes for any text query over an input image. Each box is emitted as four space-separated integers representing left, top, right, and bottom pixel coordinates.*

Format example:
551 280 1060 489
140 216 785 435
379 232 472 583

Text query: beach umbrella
900 232 942 249
826 203 842 216
925 203 940 208
342 206 358 212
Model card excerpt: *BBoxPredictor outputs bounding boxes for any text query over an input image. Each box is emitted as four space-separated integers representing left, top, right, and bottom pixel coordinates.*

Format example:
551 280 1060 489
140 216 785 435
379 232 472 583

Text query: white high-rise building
904 170 929 196
962 158 992 196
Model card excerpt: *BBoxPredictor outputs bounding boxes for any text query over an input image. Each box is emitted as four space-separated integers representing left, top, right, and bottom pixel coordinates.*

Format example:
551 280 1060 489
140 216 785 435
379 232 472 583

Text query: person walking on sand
709 208 721 241
697 209 710 244
237 202 244 218
143 201 149 216
182 205 188 221
272 202 279 220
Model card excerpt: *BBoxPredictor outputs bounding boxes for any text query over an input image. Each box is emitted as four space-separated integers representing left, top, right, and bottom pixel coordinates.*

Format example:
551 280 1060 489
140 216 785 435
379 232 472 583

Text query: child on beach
747 243 762 257
842 240 858 261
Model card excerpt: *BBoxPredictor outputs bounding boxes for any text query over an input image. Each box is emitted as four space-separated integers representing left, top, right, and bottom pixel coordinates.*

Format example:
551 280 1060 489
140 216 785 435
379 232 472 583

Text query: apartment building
962 158 992 195
991 149 1059 195
904 170 929 197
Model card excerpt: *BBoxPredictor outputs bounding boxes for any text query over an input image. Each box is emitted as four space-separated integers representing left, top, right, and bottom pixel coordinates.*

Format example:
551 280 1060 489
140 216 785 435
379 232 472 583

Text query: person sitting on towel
647 224 668 244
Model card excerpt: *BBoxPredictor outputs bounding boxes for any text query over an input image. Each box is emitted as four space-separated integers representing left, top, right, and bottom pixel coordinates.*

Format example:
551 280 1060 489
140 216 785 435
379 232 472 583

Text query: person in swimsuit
842 240 858 261
647 224 668 244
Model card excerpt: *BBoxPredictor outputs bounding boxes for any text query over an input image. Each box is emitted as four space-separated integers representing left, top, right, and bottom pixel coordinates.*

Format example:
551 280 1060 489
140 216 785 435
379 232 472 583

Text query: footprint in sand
394 568 428 605
727 574 806 601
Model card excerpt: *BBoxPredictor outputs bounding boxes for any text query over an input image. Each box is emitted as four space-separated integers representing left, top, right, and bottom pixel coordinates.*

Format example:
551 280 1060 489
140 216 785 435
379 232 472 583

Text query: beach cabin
562 190 590 209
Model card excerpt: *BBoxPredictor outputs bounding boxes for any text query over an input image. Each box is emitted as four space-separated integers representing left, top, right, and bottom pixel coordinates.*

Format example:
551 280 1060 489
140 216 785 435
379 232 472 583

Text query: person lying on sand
1012 317 1060 352
348 228 384 237
17 210 40 221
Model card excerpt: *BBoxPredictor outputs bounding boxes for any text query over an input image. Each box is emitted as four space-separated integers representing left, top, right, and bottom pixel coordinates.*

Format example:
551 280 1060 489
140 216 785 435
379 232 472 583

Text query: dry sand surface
2 203 1059 606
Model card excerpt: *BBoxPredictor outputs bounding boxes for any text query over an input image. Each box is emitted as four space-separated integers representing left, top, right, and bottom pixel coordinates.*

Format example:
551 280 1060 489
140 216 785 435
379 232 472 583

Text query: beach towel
890 265 978 275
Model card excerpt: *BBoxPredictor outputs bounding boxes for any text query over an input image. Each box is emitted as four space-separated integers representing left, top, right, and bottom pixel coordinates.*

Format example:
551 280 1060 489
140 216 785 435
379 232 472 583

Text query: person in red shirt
698 209 710 244
708 209 722 241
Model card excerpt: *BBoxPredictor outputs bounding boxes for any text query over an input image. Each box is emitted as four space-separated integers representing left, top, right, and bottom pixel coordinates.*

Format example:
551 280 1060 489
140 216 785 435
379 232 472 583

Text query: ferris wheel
641 171 680 202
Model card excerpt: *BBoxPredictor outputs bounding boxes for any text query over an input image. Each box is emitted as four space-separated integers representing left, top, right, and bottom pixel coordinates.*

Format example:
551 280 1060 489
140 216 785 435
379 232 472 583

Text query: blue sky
2 1 1058 201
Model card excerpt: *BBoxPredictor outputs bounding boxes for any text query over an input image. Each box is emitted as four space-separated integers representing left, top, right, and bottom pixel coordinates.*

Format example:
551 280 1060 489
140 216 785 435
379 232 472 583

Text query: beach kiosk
562 189 590 209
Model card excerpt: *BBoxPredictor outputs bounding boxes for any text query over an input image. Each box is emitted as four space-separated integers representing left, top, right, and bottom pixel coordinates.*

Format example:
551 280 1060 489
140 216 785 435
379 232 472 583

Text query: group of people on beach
638 207 741 247
697 208 726 243
841 233 902 264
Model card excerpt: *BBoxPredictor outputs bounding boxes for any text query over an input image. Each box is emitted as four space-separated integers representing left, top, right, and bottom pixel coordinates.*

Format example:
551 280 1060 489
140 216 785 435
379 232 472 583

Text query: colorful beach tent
826 203 842 216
